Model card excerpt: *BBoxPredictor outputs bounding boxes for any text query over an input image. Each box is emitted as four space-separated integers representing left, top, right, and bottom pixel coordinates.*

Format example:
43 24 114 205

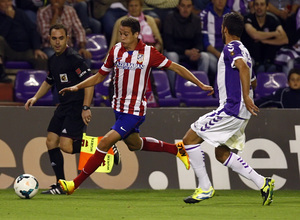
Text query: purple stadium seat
255 72 288 100
93 72 112 106
152 70 180 107
14 70 54 106
5 61 33 69
175 71 219 107
86 34 108 69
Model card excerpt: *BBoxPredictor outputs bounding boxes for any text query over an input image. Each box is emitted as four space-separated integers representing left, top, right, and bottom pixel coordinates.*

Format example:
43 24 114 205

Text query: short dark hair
223 12 244 38
254 0 269 5
288 68 300 81
49 23 68 36
120 17 140 35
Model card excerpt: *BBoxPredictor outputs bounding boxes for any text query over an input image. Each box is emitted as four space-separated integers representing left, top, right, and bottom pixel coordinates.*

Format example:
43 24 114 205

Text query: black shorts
47 101 85 140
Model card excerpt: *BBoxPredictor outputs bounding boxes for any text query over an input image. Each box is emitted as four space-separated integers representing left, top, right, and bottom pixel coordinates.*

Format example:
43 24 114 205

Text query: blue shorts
111 110 145 139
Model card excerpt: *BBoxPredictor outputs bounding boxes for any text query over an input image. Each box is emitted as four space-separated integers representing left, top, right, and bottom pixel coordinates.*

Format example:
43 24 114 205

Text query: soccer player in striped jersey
58 17 214 195
181 12 275 205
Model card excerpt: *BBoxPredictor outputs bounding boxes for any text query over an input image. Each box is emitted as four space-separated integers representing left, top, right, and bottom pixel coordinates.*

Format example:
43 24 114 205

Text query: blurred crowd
0 0 299 107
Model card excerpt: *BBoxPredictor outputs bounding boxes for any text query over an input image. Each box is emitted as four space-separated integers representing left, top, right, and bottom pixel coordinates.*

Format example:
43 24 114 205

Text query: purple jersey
217 40 252 119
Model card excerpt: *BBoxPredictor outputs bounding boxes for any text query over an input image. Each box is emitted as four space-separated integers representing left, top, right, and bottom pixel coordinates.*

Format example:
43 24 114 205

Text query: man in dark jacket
163 0 209 96
0 0 47 83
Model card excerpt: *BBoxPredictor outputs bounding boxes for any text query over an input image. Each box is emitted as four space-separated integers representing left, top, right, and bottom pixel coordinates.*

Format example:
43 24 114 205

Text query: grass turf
1 189 299 219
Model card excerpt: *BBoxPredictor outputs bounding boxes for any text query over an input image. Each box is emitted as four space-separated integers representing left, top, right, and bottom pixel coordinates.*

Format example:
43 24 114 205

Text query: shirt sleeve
149 46 172 68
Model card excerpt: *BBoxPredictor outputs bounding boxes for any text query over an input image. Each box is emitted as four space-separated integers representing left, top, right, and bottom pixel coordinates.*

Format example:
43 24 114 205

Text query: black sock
48 148 65 183
72 139 82 154
0 64 5 78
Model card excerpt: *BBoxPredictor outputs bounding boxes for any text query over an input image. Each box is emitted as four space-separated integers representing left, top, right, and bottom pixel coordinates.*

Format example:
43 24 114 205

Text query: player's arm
82 85 94 126
167 62 214 95
235 58 259 116
59 72 106 95
25 81 52 110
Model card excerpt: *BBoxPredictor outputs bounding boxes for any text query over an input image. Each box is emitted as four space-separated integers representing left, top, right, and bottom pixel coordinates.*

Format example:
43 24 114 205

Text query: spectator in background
15 0 48 24
227 0 254 16
255 68 300 108
242 0 289 73
163 0 209 96
65 0 101 34
192 0 210 14
200 0 231 85
92 0 128 46
0 0 48 83
109 0 163 53
143 0 179 31
37 0 92 63
267 0 299 22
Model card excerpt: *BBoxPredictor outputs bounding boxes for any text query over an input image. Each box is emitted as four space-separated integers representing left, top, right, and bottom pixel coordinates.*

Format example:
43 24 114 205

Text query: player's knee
46 138 58 150
59 142 73 154
215 145 230 163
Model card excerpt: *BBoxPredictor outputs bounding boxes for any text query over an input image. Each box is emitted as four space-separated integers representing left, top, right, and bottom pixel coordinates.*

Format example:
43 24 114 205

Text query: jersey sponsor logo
79 70 87 78
60 73 68 83
115 61 144 70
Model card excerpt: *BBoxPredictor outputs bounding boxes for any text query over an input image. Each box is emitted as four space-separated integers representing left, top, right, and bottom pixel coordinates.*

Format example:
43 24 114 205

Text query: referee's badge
60 73 68 82
137 54 144 63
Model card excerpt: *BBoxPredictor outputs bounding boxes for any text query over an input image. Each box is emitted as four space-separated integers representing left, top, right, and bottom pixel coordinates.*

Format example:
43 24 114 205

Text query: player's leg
217 145 274 205
182 128 214 203
59 129 121 195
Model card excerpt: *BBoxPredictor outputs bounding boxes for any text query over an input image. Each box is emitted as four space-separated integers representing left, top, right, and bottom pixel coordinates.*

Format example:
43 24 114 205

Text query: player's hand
201 84 214 96
244 96 259 116
24 97 37 111
82 109 92 126
59 86 78 96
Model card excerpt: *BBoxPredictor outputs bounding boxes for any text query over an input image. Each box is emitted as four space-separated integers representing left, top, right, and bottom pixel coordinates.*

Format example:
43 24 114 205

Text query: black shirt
46 47 92 104
255 87 300 108
242 12 281 63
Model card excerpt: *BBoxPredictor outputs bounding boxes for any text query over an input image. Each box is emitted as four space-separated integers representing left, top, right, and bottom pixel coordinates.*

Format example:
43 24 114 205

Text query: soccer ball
14 174 39 199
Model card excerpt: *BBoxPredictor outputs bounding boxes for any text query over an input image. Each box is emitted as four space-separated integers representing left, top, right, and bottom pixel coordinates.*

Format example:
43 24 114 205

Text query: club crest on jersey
137 54 144 63
60 73 68 82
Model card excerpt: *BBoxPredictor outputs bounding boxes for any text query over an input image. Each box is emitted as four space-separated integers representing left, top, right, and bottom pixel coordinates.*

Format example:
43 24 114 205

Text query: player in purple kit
57 17 214 195
181 12 275 205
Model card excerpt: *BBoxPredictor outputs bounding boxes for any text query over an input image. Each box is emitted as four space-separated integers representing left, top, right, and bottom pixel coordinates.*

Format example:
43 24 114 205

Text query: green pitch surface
1 189 299 219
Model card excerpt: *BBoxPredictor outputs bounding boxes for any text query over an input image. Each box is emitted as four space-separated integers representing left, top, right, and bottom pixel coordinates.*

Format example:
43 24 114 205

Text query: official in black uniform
25 23 94 194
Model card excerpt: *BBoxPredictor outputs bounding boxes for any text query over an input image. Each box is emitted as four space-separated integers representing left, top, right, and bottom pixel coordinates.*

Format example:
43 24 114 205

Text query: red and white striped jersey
99 40 172 116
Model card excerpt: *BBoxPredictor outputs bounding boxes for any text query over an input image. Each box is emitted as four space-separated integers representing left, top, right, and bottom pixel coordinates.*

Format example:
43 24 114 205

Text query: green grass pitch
1 189 299 219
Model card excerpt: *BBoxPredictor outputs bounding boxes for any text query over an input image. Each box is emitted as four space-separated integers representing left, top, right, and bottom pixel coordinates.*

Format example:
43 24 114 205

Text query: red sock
141 137 178 155
73 149 106 188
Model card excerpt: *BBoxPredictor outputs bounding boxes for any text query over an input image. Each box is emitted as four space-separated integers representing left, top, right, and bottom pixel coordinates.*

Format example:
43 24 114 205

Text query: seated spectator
275 7 300 74
92 0 128 46
227 0 254 16
163 0 209 96
37 0 92 65
200 0 231 85
143 0 179 31
65 0 101 34
0 0 48 83
15 0 48 24
109 0 163 53
267 0 299 22
242 0 289 73
255 68 300 108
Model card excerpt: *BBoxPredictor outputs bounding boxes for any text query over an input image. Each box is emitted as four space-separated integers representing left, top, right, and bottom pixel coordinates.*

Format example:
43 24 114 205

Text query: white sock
224 152 265 189
185 144 212 191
